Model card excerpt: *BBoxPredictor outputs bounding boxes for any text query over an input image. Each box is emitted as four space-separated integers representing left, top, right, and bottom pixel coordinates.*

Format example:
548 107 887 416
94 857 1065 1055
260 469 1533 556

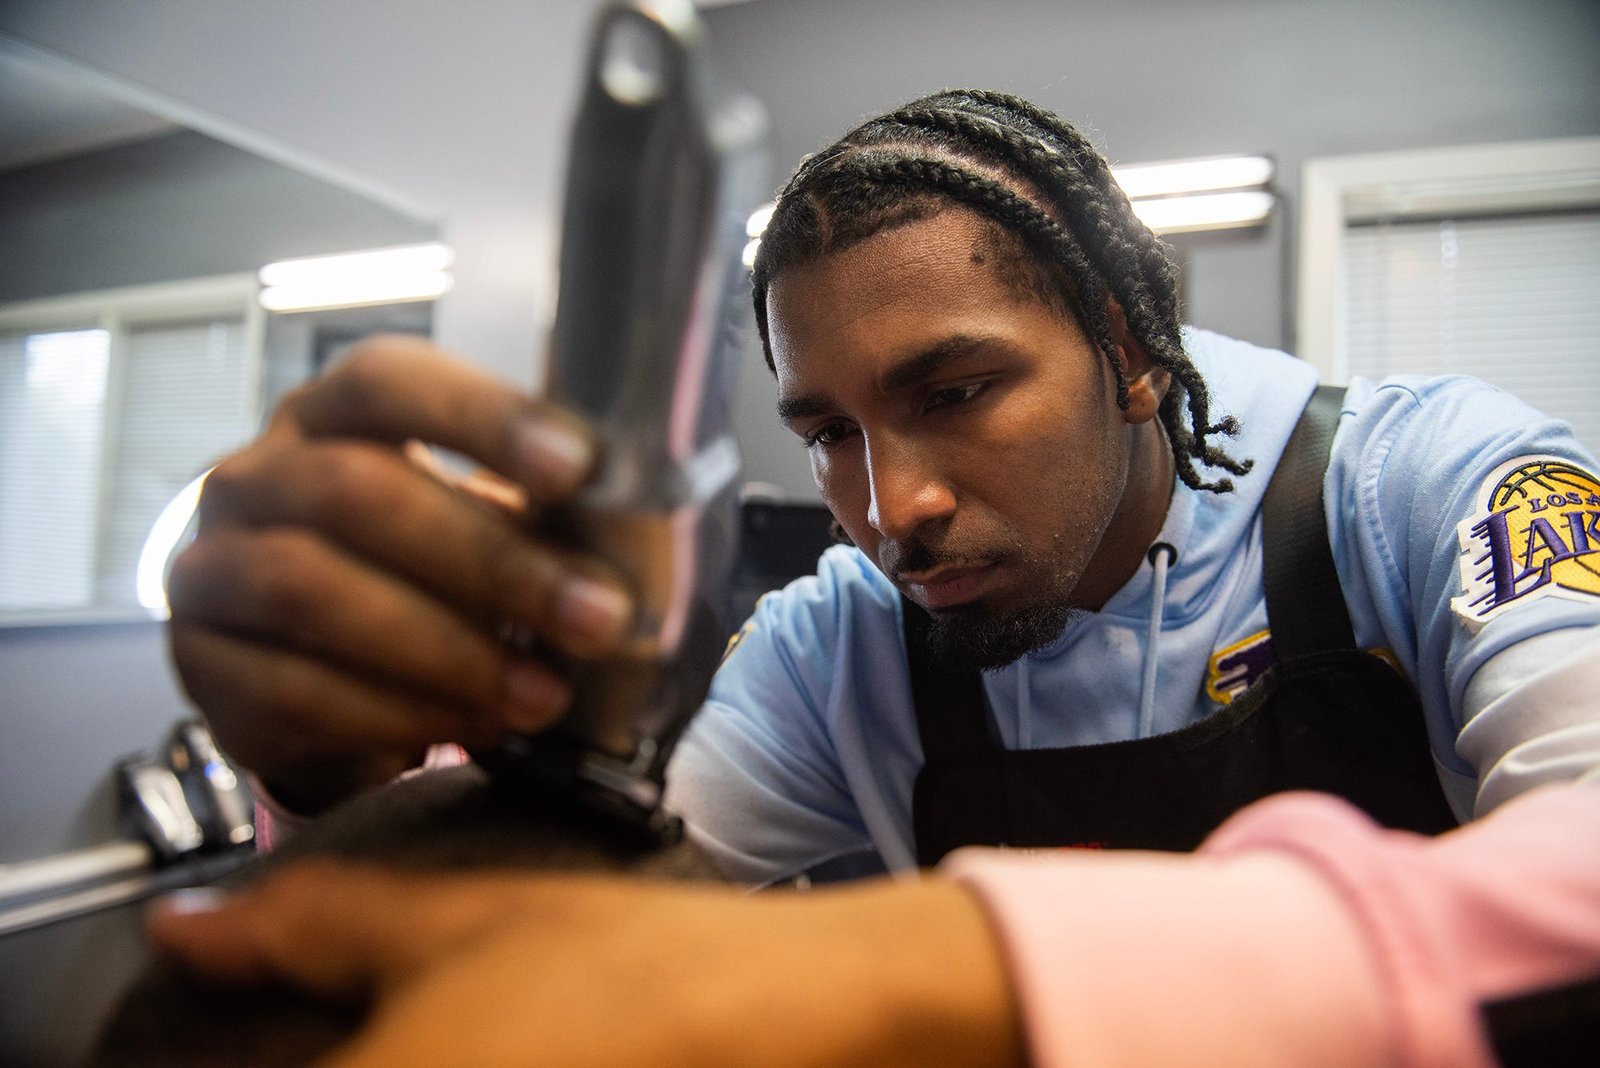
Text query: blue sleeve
1328 374 1600 782
663 548 884 884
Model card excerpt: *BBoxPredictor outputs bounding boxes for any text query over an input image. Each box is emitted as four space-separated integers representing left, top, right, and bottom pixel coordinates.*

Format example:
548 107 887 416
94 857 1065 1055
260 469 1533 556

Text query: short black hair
751 88 1251 493
92 766 721 1066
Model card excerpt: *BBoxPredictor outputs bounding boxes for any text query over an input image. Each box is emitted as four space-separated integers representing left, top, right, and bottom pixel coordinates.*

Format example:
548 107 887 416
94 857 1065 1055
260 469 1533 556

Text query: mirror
0 34 441 626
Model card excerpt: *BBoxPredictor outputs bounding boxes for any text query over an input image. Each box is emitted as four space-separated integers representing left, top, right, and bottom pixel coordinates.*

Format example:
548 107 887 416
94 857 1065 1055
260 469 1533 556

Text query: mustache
882 536 990 581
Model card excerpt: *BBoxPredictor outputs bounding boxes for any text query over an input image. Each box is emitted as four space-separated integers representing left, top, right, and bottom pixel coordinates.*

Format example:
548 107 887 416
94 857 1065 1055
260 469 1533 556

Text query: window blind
1341 211 1600 453
0 330 111 609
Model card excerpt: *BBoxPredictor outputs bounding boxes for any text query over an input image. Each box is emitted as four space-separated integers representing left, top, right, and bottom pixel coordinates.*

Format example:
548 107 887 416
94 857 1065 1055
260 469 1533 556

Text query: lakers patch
1452 456 1600 631
1206 630 1273 704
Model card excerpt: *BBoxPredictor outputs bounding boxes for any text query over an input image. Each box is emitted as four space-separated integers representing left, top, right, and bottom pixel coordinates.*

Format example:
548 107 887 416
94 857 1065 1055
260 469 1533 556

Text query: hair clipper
476 0 767 840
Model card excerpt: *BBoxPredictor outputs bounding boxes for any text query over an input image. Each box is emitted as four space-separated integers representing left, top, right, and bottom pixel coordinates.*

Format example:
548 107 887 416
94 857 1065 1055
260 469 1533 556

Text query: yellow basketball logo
1453 456 1600 630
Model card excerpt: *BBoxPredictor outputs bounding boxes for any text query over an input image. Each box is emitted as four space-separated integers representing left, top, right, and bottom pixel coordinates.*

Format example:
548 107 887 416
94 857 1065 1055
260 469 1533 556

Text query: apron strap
901 598 987 766
1261 385 1357 659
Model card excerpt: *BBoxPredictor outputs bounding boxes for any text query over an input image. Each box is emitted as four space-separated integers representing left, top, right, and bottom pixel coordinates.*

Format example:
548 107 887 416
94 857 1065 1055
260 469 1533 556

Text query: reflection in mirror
0 36 442 625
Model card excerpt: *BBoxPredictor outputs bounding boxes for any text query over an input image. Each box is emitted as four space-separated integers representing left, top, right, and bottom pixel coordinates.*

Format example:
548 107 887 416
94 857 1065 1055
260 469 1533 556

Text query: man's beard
924 594 1079 673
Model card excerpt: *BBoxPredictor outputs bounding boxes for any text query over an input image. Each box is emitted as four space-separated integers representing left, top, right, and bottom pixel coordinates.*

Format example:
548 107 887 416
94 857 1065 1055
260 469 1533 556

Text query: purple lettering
1530 497 1547 513
1522 517 1572 565
1474 509 1519 606
1566 492 1584 506
1569 511 1593 555
1515 518 1572 597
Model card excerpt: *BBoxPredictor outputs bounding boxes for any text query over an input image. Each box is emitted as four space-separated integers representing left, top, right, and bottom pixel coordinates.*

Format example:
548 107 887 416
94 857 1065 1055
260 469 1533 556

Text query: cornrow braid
752 89 1252 493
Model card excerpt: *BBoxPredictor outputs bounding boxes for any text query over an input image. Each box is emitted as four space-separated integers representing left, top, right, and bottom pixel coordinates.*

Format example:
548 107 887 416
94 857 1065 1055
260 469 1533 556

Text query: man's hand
167 336 634 813
148 861 1024 1068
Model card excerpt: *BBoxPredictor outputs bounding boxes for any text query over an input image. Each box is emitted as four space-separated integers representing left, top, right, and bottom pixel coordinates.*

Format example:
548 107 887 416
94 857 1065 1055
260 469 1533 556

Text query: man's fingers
282 336 597 503
168 624 567 779
168 526 570 731
198 440 632 659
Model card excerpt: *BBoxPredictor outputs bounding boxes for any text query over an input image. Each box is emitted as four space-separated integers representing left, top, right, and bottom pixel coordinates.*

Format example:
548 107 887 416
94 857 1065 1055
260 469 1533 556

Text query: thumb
146 861 502 999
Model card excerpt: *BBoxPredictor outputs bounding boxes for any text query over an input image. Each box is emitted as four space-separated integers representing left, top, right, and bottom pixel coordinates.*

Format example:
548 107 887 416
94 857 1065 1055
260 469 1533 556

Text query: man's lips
897 562 998 610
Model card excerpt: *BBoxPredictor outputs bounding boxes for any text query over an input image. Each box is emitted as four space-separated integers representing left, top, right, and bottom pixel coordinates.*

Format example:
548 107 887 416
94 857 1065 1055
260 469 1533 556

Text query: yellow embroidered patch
1205 629 1273 704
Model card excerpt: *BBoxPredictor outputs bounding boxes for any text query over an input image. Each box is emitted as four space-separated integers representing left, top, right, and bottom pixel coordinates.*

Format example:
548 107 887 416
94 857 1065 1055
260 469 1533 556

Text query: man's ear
1105 298 1169 425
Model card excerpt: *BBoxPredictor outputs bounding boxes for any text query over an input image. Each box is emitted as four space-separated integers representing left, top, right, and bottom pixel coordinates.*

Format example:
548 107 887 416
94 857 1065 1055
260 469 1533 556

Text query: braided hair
751 89 1251 493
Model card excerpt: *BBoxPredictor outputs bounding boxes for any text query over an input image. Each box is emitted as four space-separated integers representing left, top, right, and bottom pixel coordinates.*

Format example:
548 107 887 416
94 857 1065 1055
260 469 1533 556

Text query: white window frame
0 274 264 626
1295 137 1600 382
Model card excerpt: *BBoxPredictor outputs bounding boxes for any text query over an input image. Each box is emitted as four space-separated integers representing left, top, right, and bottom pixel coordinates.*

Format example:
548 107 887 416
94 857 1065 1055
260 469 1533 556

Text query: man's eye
927 382 986 409
804 422 852 449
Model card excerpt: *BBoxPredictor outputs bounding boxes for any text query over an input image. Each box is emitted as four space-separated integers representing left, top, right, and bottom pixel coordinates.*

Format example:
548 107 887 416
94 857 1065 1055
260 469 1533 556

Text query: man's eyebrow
879 334 994 394
776 392 832 422
776 335 1002 423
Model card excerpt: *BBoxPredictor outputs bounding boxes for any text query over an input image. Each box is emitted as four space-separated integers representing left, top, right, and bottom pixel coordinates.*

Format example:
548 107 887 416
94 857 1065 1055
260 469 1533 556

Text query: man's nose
865 436 956 541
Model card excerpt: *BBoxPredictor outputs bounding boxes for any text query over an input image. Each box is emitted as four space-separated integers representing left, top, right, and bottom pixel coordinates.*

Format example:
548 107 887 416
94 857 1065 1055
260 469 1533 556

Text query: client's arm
150 782 1600 1068
150 862 1022 1068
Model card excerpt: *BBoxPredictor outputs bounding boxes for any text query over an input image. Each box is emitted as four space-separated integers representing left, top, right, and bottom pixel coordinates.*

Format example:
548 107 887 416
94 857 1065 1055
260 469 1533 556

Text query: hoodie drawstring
1017 655 1033 748
1136 542 1178 739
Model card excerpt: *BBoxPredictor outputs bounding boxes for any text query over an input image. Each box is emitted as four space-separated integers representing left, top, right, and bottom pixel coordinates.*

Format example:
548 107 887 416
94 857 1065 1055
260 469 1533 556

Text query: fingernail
504 662 569 732
157 887 229 917
514 419 593 493
557 576 632 645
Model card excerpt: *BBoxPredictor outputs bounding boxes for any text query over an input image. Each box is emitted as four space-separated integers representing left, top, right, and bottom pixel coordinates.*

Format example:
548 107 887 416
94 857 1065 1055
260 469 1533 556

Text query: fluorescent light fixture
260 270 454 313
258 242 454 312
258 242 453 287
137 469 210 617
1112 155 1274 199
1129 190 1276 234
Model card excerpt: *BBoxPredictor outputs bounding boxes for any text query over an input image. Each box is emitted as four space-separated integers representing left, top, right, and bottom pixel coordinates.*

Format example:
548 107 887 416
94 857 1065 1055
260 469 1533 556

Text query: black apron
905 386 1598 1063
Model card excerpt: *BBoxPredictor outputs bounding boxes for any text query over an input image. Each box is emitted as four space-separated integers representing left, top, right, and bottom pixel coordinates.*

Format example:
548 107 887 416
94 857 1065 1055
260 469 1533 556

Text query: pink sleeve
942 783 1600 1068
250 744 470 853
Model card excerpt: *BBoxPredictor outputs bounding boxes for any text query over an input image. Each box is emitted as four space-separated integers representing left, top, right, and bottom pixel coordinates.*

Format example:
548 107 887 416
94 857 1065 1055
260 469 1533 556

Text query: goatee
925 596 1080 673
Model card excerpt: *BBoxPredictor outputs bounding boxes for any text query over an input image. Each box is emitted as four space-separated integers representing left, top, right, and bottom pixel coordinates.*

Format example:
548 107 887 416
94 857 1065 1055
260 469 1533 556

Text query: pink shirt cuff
943 784 1600 1068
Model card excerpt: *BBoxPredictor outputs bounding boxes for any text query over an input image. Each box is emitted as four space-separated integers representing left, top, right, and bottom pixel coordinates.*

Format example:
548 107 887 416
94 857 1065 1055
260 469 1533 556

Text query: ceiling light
1129 190 1276 234
259 270 454 313
258 242 452 287
257 242 454 312
1112 155 1274 199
